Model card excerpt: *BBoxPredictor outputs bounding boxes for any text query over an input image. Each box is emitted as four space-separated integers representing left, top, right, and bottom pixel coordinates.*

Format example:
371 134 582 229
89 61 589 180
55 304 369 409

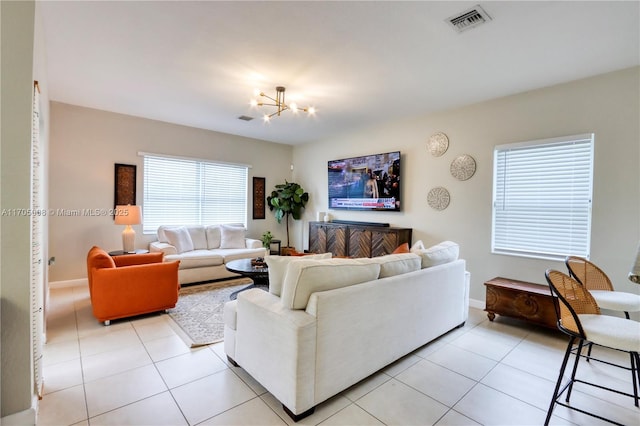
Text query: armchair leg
104 320 111 326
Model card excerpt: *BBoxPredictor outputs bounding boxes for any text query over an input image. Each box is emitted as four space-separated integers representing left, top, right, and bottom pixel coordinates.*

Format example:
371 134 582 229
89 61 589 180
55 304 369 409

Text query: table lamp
115 205 142 253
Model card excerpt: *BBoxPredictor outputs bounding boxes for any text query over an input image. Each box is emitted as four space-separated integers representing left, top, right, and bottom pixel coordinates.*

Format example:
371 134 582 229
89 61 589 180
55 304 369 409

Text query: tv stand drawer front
309 222 411 258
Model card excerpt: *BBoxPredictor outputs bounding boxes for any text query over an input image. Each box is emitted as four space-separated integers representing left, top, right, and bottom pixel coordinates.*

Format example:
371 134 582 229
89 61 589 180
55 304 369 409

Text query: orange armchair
86 246 180 325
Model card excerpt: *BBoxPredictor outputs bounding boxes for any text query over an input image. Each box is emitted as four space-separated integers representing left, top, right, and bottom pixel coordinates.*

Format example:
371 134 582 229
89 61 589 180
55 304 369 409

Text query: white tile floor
38 284 640 426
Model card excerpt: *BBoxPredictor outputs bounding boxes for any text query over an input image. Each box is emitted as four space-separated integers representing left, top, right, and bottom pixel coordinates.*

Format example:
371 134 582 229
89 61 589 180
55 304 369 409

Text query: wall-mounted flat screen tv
328 151 401 211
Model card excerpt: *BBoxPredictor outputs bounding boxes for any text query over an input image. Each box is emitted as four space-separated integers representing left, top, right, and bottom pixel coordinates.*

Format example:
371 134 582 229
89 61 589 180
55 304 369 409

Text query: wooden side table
484 277 558 330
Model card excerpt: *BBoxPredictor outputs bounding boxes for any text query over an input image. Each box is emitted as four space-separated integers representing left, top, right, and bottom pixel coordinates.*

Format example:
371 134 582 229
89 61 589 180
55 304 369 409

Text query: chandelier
250 86 315 122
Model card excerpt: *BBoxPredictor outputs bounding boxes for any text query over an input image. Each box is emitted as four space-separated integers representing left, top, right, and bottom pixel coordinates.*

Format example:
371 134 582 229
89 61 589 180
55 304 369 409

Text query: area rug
167 278 253 347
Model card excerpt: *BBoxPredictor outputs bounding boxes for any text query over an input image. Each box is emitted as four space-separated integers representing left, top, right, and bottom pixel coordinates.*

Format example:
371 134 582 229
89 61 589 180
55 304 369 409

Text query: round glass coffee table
225 258 269 300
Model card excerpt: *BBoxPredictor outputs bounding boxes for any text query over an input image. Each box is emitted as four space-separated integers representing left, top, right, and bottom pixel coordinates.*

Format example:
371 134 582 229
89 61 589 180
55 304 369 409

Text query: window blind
143 154 248 233
492 134 594 260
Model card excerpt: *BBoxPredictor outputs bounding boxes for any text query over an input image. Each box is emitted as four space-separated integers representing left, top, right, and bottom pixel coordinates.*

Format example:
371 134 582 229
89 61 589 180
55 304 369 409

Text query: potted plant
267 181 309 254
260 231 273 249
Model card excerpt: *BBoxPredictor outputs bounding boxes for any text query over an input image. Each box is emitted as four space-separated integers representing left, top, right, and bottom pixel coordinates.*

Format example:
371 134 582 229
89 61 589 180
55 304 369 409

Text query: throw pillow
220 225 246 249
392 243 410 254
412 240 459 268
164 226 195 254
265 252 333 296
281 258 381 310
410 240 426 251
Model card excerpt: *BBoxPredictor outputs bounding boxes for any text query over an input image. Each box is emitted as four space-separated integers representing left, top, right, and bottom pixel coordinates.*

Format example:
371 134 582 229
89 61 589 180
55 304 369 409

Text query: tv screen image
328 151 401 211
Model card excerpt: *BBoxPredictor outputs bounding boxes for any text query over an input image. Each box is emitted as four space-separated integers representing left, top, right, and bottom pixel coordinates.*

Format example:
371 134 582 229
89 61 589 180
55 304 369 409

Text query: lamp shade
114 205 142 225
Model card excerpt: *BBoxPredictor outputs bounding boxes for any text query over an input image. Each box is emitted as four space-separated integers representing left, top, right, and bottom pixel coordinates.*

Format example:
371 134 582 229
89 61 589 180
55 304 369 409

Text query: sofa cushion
370 253 421 278
411 240 459 268
164 226 195 254
165 249 224 269
186 225 208 250
265 253 333 297
206 225 222 249
209 248 266 262
281 258 380 310
220 225 246 249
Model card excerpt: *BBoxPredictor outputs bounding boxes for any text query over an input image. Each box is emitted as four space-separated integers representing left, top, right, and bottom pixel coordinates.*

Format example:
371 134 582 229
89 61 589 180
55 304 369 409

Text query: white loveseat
224 245 469 420
149 224 266 284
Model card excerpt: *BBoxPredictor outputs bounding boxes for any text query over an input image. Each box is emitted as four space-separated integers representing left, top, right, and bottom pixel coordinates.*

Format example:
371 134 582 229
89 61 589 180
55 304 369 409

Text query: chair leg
632 352 639 407
566 339 584 402
635 353 640 394
586 342 593 362
545 337 575 426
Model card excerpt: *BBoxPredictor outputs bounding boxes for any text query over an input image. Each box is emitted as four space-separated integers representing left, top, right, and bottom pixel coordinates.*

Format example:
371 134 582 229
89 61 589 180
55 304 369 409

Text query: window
492 133 594 260
142 154 248 233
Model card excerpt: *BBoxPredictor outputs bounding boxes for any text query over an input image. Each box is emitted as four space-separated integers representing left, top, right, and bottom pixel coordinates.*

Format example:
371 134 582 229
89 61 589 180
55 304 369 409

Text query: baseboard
1 406 36 426
48 278 87 289
469 298 484 310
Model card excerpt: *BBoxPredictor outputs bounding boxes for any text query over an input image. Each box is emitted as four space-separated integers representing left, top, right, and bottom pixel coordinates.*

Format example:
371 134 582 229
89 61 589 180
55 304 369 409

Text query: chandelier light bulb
308 106 316 115
263 114 270 122
290 103 298 112
249 99 258 107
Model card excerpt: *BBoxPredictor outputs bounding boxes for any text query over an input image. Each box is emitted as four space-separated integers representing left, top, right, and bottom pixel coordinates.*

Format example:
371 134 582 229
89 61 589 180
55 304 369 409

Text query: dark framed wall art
114 163 137 208
253 177 266 219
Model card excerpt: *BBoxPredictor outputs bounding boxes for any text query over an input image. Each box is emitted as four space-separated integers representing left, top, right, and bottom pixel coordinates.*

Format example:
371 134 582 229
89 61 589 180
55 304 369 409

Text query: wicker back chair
547 269 600 337
565 256 613 291
544 269 640 425
565 256 640 320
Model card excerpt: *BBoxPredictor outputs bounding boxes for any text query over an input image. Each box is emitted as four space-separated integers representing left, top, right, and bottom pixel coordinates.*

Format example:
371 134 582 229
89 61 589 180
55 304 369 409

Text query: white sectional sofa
149 224 267 284
223 246 469 421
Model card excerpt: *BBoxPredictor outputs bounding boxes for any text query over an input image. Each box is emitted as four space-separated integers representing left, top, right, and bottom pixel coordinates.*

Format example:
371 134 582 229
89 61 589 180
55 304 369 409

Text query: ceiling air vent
446 5 492 33
238 115 254 121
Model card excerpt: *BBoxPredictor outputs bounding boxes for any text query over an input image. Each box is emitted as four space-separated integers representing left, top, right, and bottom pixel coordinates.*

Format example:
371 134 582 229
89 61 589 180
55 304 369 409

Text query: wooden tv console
308 221 411 258
484 277 558 330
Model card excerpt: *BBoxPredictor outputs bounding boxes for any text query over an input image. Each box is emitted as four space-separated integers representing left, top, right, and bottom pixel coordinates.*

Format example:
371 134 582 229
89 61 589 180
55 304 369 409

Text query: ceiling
39 1 640 145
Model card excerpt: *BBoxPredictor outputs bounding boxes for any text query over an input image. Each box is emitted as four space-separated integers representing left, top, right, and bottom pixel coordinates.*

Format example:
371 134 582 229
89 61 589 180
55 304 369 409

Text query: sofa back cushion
281 258 380 310
164 226 195 254
265 252 333 296
186 225 208 250
411 240 459 268
220 225 246 249
206 225 222 249
370 253 421 278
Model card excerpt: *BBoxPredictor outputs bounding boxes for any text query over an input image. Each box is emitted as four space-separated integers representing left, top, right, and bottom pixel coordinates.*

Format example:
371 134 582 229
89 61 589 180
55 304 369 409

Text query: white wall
49 103 294 281
293 67 640 307
1 0 48 422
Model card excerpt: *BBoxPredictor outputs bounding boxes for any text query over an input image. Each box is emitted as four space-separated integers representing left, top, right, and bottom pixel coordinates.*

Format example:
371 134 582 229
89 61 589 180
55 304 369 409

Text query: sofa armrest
245 238 262 249
149 241 178 256
113 252 163 267
234 289 317 414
